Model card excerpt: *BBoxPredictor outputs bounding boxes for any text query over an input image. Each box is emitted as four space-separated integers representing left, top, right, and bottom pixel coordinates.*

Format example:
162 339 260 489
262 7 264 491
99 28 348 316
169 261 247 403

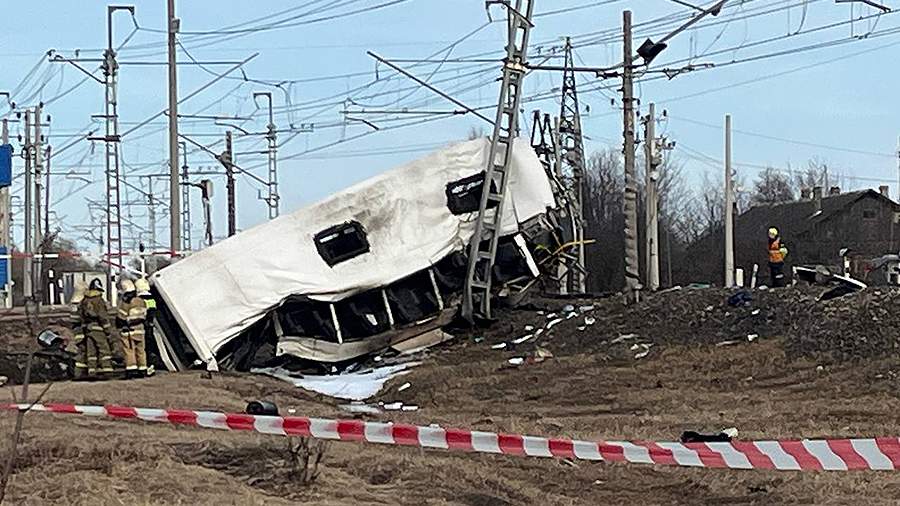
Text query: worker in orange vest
767 227 789 287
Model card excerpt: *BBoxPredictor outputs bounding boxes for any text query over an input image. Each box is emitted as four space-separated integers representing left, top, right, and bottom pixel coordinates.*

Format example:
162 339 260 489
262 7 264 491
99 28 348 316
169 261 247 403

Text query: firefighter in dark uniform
68 281 89 379
78 278 115 377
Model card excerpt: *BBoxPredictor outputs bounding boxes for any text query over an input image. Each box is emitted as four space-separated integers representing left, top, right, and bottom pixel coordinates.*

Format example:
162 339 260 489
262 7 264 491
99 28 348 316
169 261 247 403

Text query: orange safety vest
768 238 784 263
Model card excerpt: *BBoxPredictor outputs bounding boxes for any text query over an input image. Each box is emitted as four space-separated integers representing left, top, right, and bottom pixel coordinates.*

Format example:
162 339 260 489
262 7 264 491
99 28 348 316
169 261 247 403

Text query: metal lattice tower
180 141 192 250
265 121 279 219
529 111 561 200
254 92 279 219
557 38 587 293
530 111 583 292
461 0 536 322
102 43 124 295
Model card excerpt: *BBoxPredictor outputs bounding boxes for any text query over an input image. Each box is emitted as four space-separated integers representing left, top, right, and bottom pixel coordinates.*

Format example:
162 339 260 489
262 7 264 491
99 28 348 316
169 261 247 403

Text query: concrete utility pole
643 103 660 291
33 104 43 294
254 91 279 219
23 110 32 300
179 141 192 251
44 144 51 234
622 10 640 303
724 114 735 287
168 0 182 252
32 104 44 264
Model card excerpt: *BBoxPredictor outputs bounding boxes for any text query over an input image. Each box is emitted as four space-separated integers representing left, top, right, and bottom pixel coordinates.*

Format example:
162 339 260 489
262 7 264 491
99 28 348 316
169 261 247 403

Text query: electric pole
622 10 640 303
461 0 535 321
101 5 132 300
199 180 213 247
23 110 32 300
529 111 568 293
180 141 192 251
254 91 278 219
558 38 587 293
33 104 43 295
222 130 236 236
44 143 51 234
643 103 660 291
168 0 182 253
146 177 157 250
724 114 735 287
1 118 11 307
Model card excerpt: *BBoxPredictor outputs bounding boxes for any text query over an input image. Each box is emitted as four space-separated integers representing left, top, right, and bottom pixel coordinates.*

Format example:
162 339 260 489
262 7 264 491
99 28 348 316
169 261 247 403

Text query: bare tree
466 126 486 140
582 148 696 290
752 167 795 205
582 148 624 292
793 158 829 194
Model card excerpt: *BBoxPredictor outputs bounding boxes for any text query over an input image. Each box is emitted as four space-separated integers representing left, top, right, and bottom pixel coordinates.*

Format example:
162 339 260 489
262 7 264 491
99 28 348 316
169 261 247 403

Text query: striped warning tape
4 403 900 471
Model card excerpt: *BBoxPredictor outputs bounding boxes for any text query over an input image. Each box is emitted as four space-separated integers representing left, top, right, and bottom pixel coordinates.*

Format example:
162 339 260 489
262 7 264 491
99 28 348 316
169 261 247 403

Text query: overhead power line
668 115 896 158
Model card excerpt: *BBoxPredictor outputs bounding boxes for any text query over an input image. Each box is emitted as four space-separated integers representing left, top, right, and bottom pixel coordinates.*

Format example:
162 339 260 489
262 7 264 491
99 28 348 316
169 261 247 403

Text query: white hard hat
120 278 136 294
134 278 151 296
70 280 87 304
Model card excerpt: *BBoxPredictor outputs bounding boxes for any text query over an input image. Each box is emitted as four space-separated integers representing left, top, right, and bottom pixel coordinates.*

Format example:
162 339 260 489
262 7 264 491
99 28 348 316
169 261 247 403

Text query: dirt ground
2 287 900 505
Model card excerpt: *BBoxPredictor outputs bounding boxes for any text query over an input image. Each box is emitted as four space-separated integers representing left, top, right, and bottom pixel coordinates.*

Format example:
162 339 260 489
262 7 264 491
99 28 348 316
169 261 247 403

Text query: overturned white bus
149 137 559 371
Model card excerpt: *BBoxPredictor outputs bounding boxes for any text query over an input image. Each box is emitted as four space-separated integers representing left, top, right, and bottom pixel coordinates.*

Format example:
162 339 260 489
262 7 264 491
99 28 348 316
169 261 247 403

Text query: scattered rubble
466 285 900 367
255 362 418 401
681 427 739 443
786 289 900 363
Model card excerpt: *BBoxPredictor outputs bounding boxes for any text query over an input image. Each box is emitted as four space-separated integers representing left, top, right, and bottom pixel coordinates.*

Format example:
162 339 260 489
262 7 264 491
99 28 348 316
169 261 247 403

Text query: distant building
682 187 900 285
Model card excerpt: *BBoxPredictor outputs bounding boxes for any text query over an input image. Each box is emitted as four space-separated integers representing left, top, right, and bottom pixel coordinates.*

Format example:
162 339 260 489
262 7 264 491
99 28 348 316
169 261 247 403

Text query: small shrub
286 437 328 486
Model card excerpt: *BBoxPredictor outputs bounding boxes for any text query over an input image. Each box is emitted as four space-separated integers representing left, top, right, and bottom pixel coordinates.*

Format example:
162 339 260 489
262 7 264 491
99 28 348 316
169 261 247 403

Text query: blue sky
2 0 899 251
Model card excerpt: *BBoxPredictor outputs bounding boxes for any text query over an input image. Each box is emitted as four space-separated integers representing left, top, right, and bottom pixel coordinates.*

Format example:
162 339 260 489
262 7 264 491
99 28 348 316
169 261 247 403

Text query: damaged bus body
150 137 557 371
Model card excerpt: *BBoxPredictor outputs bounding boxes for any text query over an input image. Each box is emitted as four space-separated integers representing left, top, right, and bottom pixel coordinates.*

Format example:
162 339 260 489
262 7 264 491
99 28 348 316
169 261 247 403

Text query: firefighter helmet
134 278 151 296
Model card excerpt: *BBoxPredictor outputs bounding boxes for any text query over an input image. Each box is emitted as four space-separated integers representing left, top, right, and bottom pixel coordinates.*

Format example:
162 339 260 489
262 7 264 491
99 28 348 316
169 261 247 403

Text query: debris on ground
681 427 739 443
254 363 418 401
511 334 534 345
3 286 900 504
246 400 279 416
338 402 382 415
727 290 753 307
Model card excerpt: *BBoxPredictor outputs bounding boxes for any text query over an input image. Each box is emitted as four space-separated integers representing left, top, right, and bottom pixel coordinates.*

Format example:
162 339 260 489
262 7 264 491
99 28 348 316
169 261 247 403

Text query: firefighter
117 279 149 378
68 280 89 379
767 227 789 288
79 278 115 377
134 277 156 376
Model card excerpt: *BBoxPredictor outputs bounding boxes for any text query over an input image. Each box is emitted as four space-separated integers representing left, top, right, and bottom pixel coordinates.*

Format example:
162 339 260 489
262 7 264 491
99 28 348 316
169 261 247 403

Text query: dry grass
3 297 900 504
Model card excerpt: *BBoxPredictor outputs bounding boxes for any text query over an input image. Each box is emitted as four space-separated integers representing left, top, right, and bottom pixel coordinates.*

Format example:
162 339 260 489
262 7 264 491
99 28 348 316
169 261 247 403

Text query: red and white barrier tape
4 403 900 471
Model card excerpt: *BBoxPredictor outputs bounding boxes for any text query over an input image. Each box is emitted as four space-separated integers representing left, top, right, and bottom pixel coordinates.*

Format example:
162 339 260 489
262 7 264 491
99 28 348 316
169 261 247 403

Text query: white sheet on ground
152 137 555 363
254 363 418 401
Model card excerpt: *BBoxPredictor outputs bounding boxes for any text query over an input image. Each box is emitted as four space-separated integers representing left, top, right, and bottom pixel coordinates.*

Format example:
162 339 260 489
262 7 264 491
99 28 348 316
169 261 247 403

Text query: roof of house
736 189 899 239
